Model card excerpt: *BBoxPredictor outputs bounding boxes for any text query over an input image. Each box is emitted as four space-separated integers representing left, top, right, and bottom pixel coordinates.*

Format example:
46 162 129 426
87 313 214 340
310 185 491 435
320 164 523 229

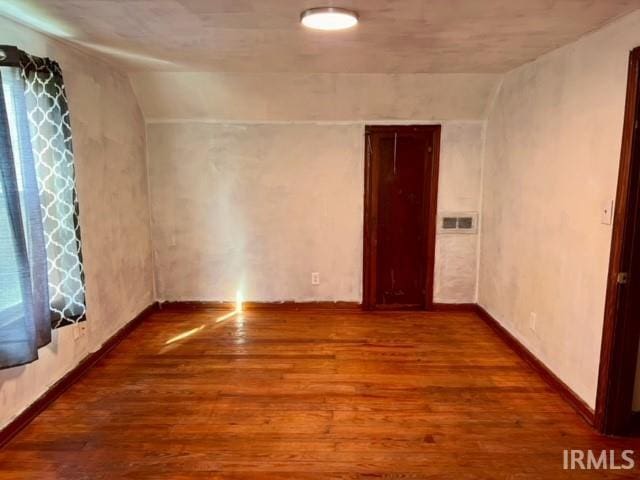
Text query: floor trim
162 301 478 312
632 412 640 434
432 302 477 312
474 304 595 426
159 301 363 311
0 302 158 448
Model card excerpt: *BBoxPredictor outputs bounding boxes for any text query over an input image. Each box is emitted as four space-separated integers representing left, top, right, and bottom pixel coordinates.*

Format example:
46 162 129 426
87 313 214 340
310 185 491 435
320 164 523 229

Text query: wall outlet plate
311 272 320 285
72 324 80 340
601 200 614 225
73 323 87 340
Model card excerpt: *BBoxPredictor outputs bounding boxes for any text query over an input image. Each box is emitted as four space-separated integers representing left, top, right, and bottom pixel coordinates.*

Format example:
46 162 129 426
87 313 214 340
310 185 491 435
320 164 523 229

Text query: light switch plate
601 200 614 225
72 324 80 340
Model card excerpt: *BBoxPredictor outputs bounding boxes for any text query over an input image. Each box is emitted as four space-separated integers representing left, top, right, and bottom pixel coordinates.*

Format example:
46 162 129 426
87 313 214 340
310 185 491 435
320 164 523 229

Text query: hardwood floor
1 307 639 479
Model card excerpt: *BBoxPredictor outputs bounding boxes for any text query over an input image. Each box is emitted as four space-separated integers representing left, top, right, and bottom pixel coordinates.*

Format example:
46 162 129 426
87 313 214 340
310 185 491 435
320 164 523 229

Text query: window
0 46 85 369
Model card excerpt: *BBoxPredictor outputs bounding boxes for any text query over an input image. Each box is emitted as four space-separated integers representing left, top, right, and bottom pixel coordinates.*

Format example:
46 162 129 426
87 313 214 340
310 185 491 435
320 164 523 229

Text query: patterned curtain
20 52 86 328
0 49 85 369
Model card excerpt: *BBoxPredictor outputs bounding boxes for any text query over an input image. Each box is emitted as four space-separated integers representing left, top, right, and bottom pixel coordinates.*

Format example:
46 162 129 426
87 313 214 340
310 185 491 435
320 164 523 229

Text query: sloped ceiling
2 1 638 121
129 72 501 121
0 0 639 73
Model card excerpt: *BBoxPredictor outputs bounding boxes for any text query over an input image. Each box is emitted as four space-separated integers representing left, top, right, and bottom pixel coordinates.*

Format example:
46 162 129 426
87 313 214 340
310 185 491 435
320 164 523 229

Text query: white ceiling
1 0 640 73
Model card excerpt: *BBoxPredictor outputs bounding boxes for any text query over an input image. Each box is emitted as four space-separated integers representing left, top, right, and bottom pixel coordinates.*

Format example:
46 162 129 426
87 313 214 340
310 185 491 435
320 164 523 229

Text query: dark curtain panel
20 52 86 329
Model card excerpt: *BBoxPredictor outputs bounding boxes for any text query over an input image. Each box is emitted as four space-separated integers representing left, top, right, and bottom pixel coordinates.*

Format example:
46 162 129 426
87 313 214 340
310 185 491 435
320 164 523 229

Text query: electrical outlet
311 272 320 286
529 312 537 332
601 200 614 225
72 323 87 340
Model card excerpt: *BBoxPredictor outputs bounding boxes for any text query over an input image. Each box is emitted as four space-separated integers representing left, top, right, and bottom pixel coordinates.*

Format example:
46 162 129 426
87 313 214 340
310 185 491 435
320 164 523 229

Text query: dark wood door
363 125 440 310
597 47 640 435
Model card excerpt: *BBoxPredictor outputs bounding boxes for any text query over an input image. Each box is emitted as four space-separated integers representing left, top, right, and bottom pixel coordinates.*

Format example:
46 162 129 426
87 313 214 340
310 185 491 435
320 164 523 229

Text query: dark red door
364 125 440 310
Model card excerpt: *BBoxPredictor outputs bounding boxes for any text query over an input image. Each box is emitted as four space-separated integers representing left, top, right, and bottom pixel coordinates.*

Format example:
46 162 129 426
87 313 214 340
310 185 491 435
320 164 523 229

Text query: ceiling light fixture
300 7 359 31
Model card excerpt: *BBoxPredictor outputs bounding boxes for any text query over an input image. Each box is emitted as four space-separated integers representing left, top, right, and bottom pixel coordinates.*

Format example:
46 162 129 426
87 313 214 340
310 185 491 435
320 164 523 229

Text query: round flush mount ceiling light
300 7 359 31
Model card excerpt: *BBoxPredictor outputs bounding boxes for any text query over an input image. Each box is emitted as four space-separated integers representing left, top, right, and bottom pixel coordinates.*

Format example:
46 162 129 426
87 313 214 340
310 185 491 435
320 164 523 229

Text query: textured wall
148 121 483 303
0 18 154 428
138 70 491 305
435 122 484 303
130 73 501 122
149 123 364 302
479 10 640 409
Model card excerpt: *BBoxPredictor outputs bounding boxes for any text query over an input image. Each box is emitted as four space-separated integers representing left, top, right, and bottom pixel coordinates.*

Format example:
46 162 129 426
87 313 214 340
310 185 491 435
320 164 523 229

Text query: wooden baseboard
474 304 595 426
631 412 640 435
0 302 159 448
159 301 362 311
162 301 475 312
432 302 477 312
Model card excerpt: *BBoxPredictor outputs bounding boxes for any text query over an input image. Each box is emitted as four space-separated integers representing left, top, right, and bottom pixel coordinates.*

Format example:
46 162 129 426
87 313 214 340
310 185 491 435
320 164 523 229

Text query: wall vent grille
437 212 478 234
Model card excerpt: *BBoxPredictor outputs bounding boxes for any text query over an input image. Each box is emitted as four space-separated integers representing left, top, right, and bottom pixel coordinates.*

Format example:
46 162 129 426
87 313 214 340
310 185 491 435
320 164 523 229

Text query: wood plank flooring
1 307 639 479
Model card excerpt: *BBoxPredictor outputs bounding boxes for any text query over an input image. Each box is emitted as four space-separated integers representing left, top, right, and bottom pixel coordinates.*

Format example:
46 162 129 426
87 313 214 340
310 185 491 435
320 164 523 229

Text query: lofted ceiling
1 0 639 73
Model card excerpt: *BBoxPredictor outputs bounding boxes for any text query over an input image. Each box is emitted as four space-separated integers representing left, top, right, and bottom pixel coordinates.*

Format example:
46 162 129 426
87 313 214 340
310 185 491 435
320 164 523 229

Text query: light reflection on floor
162 308 241 347
164 325 205 345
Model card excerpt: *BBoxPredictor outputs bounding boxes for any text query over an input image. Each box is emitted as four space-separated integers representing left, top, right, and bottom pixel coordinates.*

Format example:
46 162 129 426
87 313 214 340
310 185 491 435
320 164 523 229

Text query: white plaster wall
136 70 496 304
0 18 154 428
149 123 363 302
479 10 640 409
148 121 483 304
130 72 501 122
435 122 484 303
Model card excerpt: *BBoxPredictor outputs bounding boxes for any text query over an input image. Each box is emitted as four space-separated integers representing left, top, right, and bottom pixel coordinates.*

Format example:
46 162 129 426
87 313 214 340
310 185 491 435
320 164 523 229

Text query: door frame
362 124 441 310
595 47 640 435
